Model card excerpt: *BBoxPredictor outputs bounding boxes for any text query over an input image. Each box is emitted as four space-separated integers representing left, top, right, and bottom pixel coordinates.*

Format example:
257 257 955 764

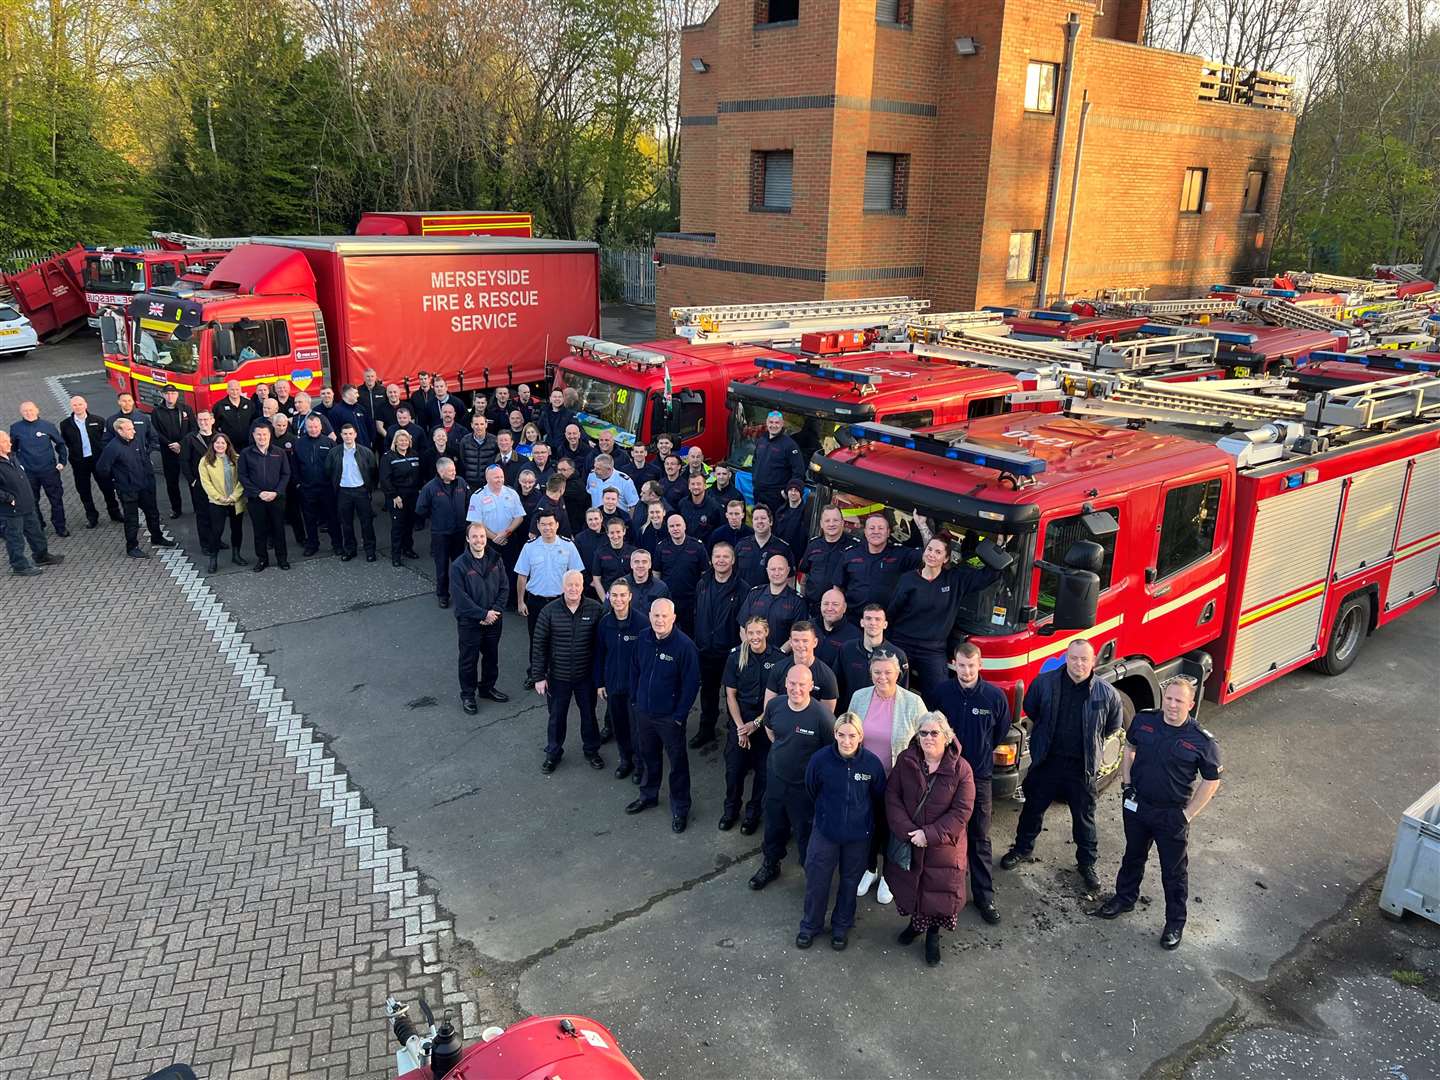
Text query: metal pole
1035 12 1081 308
1057 91 1092 301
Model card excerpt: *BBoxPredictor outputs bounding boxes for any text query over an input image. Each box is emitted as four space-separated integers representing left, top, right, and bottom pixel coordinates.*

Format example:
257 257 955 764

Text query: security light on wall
690 57 709 72
953 37 979 56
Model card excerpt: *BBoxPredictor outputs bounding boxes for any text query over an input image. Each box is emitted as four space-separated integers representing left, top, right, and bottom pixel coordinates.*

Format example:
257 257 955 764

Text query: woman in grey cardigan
846 649 928 905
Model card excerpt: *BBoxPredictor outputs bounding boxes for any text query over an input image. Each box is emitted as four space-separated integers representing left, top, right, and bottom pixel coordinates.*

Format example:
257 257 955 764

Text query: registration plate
0 329 19 336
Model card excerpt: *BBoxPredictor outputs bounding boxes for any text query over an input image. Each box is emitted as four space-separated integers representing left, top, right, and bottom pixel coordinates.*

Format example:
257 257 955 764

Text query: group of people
2 376 1223 960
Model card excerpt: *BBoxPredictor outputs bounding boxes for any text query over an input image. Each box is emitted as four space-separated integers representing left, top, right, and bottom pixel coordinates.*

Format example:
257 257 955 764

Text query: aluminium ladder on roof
669 296 931 344
1370 263 1425 282
1065 374 1308 429
149 231 252 250
1303 371 1440 430
1253 299 1361 337
1095 296 1240 320
1092 333 1220 370
1298 272 1399 299
906 310 1007 341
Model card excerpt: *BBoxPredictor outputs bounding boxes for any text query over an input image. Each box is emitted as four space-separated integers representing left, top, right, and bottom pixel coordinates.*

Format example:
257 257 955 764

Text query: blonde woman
199 432 246 573
846 649 927 904
720 616 785 833
797 712 887 951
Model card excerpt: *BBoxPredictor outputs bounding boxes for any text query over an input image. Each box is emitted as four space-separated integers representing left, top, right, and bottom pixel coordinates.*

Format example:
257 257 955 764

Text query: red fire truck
810 372 1440 798
81 246 230 328
356 210 534 238
100 235 600 412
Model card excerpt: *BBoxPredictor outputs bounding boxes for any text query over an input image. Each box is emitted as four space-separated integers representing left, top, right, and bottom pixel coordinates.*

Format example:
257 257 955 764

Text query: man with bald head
529 569 606 773
212 379 255 447
96 417 175 558
625 597 701 831
9 400 69 535
1001 638 1125 893
60 395 121 526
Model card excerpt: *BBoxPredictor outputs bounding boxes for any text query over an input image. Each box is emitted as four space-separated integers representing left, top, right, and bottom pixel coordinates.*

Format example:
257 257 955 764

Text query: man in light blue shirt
468 464 526 602
586 453 638 511
516 507 586 640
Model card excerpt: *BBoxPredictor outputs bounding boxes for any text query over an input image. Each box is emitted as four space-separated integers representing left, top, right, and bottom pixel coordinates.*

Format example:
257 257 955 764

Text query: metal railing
601 247 656 306
1198 63 1294 110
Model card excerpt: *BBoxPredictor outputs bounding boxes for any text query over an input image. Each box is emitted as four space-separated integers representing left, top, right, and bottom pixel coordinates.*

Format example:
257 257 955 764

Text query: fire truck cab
812 372 1440 798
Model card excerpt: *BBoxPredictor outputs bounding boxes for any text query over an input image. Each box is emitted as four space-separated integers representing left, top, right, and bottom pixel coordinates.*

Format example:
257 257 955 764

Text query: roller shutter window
876 0 899 21
763 150 793 210
864 153 896 212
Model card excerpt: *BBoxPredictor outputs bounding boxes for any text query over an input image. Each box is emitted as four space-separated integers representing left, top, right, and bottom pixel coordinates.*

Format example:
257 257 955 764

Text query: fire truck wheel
1313 593 1370 676
1096 688 1135 790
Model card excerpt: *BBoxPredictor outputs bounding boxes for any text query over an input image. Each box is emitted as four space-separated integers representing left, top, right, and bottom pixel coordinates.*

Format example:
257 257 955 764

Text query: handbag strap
915 773 939 816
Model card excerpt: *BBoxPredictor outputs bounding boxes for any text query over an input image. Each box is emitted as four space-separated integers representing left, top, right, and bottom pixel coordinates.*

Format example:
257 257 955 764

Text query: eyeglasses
918 730 942 738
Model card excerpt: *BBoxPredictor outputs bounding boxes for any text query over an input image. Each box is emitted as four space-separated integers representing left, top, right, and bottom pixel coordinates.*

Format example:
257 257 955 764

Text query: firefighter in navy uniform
1091 678 1221 950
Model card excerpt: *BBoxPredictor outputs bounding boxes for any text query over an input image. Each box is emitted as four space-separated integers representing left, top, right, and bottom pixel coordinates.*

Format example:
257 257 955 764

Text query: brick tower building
654 0 1296 331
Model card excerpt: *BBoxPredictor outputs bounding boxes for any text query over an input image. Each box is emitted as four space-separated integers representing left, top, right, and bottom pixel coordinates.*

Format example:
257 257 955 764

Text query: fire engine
100 235 600 413
810 370 1440 799
81 244 231 328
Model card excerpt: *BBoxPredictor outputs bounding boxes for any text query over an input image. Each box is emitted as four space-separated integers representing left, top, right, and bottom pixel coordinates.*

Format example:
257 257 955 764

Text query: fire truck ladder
1297 272 1399 299
1371 263 1426 282
1252 299 1361 338
913 331 1078 370
1064 373 1309 428
149 231 252 250
1304 372 1440 431
905 310 1007 342
1092 333 1221 370
1095 297 1240 322
670 297 930 345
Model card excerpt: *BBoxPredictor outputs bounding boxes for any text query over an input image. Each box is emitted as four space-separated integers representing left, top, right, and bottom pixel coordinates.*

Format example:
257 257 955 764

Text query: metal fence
602 247 656 306
2 242 161 274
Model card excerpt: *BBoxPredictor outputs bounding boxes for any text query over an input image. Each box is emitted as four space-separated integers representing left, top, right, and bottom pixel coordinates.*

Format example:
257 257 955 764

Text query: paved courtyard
1 325 1437 1079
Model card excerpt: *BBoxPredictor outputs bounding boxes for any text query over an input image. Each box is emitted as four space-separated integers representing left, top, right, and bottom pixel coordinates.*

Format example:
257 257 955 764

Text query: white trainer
857 869 878 896
876 877 894 905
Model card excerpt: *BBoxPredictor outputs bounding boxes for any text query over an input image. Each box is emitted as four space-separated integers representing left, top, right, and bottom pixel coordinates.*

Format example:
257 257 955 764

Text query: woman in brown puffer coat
884 710 976 967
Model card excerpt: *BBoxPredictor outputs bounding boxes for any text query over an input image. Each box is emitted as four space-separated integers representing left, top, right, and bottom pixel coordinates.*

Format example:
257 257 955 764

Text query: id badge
1123 797 1139 813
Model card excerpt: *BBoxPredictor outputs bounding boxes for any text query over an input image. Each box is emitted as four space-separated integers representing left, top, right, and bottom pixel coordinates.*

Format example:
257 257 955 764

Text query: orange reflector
993 743 1018 768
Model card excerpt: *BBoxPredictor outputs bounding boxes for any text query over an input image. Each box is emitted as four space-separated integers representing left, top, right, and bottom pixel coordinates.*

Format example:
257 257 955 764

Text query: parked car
0 304 39 359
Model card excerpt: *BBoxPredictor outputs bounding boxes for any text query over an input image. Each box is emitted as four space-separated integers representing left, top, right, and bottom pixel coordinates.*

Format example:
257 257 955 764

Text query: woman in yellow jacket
199 432 247 573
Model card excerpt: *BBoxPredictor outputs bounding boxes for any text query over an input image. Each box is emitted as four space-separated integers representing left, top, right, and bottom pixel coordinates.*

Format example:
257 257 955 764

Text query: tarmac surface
2 314 1437 1079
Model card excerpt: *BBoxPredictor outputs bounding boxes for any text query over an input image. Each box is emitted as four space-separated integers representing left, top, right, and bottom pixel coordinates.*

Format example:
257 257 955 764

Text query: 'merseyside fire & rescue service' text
422 267 539 332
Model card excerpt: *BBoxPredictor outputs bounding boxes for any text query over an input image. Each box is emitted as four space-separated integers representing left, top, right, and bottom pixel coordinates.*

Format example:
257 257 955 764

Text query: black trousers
1113 802 1191 928
495 536 522 608
545 677 599 759
300 487 341 553
389 492 417 555
525 591 561 643
637 709 691 816
762 778 813 866
72 456 120 523
899 640 948 708
336 487 376 557
431 531 465 599
285 485 306 544
1012 755 1098 869
605 691 634 767
694 649 729 741
190 479 216 552
457 618 502 697
160 448 184 514
1 509 48 569
968 777 996 907
722 722 770 821
119 487 164 550
248 497 288 562
207 503 244 552
28 469 65 531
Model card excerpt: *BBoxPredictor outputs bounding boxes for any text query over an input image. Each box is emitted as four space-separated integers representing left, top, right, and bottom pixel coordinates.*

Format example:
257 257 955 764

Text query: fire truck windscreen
84 256 145 289
137 327 199 375
565 371 645 438
727 396 844 471
815 485 1031 635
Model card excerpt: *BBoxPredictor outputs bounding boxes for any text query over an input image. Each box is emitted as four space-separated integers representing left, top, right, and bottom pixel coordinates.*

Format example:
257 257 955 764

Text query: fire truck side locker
1214 434 1440 702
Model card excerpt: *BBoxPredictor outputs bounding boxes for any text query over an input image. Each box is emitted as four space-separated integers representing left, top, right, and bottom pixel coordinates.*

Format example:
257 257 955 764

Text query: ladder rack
915 330 1077 368
1252 298 1362 340
1304 372 1440 430
1371 264 1425 282
905 310 1007 341
1092 334 1220 370
149 231 252 250
670 296 930 344
1094 296 1240 321
1295 271 1398 299
1066 376 1307 428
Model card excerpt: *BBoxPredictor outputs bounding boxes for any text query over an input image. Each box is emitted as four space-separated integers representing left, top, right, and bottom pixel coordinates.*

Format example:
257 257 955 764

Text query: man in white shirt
467 464 526 603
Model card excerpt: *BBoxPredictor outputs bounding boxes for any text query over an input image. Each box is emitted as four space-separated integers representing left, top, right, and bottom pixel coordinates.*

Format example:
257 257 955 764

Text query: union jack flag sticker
148 303 166 317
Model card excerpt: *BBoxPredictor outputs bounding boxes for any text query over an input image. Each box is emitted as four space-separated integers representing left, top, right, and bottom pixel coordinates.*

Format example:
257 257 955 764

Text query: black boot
207 553 219 573
231 547 249 567
925 927 941 967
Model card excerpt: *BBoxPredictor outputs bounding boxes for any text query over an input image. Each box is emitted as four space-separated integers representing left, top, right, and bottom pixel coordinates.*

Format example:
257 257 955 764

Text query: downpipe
1035 12 1081 308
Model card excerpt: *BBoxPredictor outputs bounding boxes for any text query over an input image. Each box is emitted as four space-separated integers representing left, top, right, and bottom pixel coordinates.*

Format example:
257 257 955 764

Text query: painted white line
44 372 475 1029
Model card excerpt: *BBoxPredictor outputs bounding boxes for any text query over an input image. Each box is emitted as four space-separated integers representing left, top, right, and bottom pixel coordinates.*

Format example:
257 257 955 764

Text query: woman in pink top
845 649 928 905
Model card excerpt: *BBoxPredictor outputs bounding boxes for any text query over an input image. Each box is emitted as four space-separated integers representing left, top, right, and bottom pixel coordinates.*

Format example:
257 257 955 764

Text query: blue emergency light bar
983 305 1021 317
848 422 1047 476
1030 310 1079 323
1141 323 1183 335
1209 329 1259 345
1306 350 1438 373
753 356 882 384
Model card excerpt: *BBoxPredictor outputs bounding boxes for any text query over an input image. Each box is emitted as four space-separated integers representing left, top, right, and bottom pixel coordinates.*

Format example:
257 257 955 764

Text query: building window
1180 167 1208 213
1037 508 1120 616
1155 479 1222 580
755 0 798 24
1242 170 1267 214
863 153 909 213
1024 61 1059 114
751 150 794 211
1007 230 1039 282
876 0 913 23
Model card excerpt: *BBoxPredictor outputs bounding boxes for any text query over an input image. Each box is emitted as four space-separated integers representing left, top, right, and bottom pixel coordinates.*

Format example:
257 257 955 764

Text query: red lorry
100 234 600 412
810 372 1440 798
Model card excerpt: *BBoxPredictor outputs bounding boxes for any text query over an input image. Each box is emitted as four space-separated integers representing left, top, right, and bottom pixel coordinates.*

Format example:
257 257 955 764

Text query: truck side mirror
1051 568 1100 631
976 538 1013 572
99 310 122 354
212 327 237 370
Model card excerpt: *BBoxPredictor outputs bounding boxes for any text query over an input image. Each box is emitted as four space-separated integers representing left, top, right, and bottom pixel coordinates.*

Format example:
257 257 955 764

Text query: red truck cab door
1135 470 1232 661
209 315 296 403
646 386 714 457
